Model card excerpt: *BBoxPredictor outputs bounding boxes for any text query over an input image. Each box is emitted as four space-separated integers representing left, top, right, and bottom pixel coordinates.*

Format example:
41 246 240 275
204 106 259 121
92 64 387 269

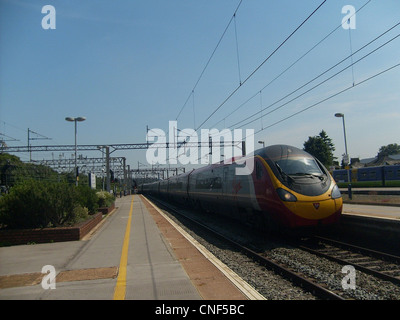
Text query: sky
1 0 400 176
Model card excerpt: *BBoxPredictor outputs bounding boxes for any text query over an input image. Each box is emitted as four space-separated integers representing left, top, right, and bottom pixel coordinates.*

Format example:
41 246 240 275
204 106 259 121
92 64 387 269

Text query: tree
0 153 60 187
377 143 400 159
319 130 335 153
303 130 336 167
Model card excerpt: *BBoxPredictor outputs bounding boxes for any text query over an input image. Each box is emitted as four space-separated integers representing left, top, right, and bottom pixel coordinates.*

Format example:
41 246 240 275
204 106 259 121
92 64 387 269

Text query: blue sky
1 0 399 172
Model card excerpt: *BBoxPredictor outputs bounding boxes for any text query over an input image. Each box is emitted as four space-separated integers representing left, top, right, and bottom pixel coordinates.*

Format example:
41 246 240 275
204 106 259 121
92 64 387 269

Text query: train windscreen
256 145 331 196
275 157 323 176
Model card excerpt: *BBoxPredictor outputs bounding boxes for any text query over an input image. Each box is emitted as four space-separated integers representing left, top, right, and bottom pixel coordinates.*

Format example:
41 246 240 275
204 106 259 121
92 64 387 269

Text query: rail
145 195 345 300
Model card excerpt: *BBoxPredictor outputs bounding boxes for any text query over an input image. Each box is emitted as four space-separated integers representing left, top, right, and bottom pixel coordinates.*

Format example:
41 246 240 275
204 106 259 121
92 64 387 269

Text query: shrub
0 181 49 229
76 185 99 214
0 180 96 229
96 191 115 208
67 205 89 226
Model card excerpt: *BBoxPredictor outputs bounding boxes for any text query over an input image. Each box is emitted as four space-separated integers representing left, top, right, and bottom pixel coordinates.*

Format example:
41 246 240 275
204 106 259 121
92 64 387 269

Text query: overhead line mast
27 128 51 161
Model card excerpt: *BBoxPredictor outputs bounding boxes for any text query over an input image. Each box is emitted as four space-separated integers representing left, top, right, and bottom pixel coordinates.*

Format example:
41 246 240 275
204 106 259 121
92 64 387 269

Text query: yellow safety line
113 195 134 300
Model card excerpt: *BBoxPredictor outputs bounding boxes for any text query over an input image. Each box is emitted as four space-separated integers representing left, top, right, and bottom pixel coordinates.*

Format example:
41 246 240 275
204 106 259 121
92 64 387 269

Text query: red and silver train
140 145 343 230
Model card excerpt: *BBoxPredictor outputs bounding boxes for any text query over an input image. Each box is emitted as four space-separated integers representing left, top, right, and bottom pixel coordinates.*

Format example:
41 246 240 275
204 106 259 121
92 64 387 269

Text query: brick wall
0 212 103 246
76 212 103 239
98 202 115 214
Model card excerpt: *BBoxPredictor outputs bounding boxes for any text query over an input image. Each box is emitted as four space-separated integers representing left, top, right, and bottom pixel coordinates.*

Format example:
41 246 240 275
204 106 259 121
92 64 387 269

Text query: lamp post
335 113 352 199
258 140 265 148
65 117 86 186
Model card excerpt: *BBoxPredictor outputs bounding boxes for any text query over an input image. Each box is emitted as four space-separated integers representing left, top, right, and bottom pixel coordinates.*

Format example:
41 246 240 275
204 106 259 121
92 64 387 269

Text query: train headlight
331 184 342 199
276 188 297 202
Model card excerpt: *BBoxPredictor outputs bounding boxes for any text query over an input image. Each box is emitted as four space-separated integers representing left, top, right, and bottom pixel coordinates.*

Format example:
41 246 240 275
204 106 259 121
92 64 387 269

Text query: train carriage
332 165 400 184
141 145 343 230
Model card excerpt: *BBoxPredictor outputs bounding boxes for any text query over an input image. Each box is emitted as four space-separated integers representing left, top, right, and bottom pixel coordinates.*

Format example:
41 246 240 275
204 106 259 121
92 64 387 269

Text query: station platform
340 187 400 194
0 195 253 300
342 203 400 220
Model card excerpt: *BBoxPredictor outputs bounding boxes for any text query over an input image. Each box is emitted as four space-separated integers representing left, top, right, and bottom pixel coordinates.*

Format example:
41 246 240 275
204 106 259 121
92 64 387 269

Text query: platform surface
343 203 400 220
0 195 202 300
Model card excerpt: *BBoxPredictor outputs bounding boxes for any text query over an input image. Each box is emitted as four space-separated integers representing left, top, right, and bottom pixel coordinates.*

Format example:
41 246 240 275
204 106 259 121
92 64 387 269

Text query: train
140 145 343 231
332 165 400 184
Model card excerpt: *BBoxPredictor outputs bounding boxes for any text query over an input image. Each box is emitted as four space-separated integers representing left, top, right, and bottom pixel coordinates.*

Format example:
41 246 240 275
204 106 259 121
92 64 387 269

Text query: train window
387 170 394 178
276 158 322 175
195 176 206 189
211 177 222 189
256 161 263 179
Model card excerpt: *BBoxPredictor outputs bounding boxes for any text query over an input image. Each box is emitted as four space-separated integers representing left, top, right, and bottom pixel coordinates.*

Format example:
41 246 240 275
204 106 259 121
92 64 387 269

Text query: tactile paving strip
0 266 118 289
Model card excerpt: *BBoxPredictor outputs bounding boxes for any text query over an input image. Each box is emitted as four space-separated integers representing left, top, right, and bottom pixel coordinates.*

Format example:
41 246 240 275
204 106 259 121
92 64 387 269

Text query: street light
65 117 86 186
335 113 352 199
258 140 265 148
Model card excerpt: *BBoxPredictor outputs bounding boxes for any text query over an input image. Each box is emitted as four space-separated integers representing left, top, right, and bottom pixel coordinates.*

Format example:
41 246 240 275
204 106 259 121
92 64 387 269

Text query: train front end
258 145 343 228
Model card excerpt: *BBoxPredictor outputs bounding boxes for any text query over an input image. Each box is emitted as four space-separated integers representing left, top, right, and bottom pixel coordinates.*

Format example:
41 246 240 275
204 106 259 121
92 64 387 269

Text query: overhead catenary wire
175 0 244 121
230 59 400 148
153 0 397 167
194 0 328 132
209 0 373 129
176 60 400 163
229 23 400 129
205 24 400 145
0 132 19 142
233 13 242 86
255 61 400 135
168 0 328 164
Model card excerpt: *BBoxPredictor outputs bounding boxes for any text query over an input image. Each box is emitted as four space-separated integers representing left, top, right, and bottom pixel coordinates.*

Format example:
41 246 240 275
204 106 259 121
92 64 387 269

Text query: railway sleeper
355 260 383 266
330 250 353 256
348 256 375 263
380 269 400 275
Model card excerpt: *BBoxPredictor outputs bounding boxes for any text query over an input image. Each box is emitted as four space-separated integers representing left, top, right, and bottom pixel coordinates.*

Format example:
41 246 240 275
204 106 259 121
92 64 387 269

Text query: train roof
141 145 310 185
254 144 312 161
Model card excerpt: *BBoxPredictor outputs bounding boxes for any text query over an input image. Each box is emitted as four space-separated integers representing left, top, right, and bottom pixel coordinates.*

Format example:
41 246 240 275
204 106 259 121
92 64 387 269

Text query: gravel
159 203 400 300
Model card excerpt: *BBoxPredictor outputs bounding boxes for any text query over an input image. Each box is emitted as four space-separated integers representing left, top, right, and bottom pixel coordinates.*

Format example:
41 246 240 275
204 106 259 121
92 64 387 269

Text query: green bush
68 206 89 226
0 181 49 229
96 191 115 208
76 185 99 214
0 180 94 229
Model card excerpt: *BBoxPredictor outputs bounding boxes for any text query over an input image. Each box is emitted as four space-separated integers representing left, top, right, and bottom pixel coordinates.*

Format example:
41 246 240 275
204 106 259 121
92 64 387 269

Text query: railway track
145 195 400 299
297 236 400 286
145 195 344 300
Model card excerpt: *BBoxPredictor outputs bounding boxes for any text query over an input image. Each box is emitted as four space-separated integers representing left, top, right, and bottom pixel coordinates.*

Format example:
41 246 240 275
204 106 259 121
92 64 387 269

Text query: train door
222 166 229 199
210 167 223 205
222 165 234 215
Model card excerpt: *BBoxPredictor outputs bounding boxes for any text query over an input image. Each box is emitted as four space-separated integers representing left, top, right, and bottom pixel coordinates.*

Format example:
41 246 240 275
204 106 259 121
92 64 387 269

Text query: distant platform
342 203 400 220
340 187 400 195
